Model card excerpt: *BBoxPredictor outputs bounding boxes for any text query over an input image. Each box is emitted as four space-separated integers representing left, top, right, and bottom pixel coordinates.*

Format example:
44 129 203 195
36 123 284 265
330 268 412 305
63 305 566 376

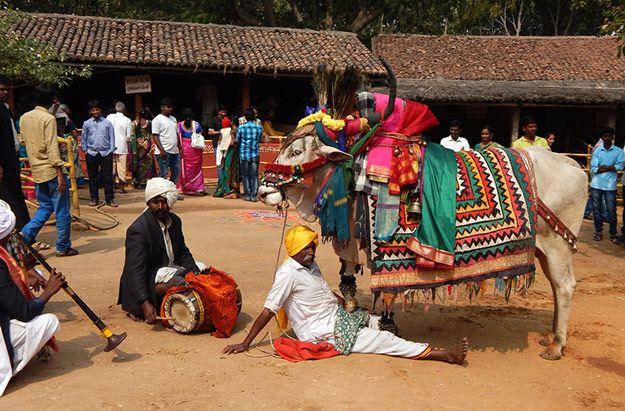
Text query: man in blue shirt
237 108 263 201
81 100 117 207
590 127 625 242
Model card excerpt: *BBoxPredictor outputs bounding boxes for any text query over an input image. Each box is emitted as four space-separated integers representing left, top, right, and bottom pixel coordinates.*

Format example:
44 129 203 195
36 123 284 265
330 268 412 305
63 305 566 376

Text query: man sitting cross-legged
223 225 468 364
117 178 205 324
0 200 65 396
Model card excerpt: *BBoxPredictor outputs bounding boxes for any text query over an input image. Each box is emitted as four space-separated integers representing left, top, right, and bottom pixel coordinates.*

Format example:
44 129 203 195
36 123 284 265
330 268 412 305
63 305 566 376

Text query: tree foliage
603 3 625 57
0 5 91 85
7 0 619 38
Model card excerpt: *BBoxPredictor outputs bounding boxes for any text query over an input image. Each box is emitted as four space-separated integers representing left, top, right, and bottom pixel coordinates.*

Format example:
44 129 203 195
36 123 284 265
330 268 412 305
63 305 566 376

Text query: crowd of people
0 77 279 257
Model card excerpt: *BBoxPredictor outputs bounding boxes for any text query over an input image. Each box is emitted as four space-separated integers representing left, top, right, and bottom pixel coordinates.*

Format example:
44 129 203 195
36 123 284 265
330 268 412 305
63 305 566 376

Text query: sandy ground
2 188 625 410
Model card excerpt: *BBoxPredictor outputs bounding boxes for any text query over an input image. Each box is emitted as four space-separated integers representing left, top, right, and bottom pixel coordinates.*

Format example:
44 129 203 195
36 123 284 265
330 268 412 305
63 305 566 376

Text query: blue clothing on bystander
590 145 625 191
20 176 71 252
81 117 115 156
237 122 263 161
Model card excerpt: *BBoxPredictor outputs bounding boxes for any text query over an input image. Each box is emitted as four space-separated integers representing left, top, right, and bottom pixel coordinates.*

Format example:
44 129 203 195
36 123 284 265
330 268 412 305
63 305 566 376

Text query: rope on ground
243 331 280 358
242 327 297 358
25 197 120 231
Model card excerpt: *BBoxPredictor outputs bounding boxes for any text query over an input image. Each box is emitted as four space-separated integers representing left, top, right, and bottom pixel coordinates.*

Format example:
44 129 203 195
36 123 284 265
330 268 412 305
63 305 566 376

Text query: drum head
164 291 201 333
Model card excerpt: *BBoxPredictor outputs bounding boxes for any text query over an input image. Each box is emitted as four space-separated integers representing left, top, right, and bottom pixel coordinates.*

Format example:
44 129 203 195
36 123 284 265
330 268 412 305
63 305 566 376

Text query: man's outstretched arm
223 308 275 354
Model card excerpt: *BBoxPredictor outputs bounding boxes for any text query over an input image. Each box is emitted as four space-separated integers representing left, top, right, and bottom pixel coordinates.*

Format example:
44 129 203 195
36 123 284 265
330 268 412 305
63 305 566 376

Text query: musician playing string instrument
0 200 66 396
117 178 205 325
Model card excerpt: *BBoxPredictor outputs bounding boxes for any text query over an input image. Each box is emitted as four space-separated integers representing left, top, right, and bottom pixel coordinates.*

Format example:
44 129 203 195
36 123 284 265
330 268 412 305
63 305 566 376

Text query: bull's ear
318 145 352 162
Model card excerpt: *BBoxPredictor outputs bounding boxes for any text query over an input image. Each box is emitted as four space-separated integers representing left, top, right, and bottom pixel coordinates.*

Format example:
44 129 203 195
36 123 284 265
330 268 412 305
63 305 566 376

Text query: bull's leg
536 244 576 360
378 292 399 335
339 259 360 312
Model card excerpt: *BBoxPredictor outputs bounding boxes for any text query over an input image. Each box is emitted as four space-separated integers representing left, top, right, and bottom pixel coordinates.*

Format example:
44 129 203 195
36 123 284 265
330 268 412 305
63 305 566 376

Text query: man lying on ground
0 200 65 396
117 177 206 324
223 225 468 364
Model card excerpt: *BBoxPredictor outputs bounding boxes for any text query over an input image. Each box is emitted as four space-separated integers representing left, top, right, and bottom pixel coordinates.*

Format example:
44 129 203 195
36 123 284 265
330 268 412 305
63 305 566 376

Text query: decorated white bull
258 64 586 360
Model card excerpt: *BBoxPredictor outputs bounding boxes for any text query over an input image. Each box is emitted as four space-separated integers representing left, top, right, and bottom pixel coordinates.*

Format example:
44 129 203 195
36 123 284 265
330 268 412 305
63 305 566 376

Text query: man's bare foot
423 338 469 365
446 337 469 364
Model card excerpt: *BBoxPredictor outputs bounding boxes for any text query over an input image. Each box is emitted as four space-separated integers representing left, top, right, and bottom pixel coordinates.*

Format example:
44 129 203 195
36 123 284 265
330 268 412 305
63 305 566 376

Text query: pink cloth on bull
374 93 404 132
365 94 405 181
365 135 395 181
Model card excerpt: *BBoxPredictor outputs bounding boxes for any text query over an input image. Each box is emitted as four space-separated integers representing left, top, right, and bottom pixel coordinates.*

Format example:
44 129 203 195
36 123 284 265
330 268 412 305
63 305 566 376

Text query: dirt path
3 191 625 409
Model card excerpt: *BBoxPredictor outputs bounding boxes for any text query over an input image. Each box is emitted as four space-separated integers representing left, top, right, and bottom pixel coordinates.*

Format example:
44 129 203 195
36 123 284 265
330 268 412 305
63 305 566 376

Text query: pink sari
177 122 205 194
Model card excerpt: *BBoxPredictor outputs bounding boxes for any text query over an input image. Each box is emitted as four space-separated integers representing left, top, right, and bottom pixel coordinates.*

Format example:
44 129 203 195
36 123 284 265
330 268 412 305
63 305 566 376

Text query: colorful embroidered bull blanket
369 146 537 293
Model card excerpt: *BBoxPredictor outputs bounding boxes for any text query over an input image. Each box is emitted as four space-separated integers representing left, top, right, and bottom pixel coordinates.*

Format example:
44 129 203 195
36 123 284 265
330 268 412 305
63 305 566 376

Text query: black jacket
0 259 46 366
0 104 19 169
117 211 198 317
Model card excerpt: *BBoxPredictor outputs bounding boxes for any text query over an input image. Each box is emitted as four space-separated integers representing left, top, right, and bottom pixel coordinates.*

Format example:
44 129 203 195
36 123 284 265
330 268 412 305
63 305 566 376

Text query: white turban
145 178 178 208
0 200 16 241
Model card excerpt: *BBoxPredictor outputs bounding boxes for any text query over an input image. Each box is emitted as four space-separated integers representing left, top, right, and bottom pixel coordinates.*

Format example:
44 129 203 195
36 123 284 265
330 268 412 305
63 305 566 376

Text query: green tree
5 0 618 39
0 6 91 85
603 4 625 57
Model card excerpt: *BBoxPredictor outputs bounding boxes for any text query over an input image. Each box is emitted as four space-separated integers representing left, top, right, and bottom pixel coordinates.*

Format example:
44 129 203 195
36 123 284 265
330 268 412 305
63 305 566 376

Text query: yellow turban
284 225 318 257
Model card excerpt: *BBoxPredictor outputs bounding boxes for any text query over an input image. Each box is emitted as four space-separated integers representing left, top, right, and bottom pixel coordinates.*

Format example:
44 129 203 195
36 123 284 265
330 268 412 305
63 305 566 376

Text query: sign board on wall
124 75 151 94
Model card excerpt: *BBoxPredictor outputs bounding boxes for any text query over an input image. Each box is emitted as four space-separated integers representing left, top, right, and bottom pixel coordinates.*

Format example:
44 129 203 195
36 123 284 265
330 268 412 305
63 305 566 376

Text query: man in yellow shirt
511 116 550 150
19 86 78 257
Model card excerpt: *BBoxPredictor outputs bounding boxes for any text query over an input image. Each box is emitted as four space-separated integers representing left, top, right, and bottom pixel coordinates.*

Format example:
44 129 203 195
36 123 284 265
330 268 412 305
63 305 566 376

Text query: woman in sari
177 109 206 196
130 107 155 189
214 119 240 199
474 125 503 151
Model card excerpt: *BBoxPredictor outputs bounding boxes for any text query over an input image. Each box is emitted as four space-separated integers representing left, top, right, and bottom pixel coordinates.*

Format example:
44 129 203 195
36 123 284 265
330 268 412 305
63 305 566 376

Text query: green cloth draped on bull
310 91 537 292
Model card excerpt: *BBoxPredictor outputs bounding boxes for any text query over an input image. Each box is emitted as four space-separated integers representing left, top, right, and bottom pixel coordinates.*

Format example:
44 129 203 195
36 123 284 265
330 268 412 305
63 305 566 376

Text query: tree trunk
511 0 524 36
563 8 575 35
325 0 334 30
349 6 382 34
235 5 263 26
286 0 304 23
263 0 277 26
497 4 511 36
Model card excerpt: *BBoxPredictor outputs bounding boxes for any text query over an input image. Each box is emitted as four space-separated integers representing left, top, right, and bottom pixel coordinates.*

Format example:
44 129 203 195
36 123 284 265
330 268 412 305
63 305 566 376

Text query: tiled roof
373 34 624 82
12 13 385 76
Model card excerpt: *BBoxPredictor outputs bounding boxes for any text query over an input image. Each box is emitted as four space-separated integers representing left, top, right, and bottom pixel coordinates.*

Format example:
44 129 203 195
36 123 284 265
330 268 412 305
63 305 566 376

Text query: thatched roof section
12 13 386 77
374 34 625 104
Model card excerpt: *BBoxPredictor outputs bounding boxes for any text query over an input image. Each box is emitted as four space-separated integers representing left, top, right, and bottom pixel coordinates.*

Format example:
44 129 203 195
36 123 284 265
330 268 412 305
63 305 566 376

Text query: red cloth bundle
273 337 341 362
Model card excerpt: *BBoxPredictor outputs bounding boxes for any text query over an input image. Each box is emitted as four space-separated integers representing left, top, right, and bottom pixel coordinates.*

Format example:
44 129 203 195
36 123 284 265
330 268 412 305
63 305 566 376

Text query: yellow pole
57 136 80 217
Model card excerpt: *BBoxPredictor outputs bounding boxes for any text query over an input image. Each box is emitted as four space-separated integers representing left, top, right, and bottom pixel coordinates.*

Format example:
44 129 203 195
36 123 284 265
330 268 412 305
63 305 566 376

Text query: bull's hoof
539 335 552 347
540 344 563 360
378 312 399 336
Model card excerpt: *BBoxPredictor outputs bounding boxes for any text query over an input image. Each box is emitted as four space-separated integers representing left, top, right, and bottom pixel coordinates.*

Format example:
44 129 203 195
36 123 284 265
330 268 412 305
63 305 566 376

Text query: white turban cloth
0 200 16 241
145 178 179 208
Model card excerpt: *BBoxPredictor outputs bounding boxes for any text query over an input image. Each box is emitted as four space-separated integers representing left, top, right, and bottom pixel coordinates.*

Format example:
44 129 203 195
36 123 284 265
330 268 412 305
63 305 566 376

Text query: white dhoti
349 315 430 358
0 314 60 396
155 261 207 284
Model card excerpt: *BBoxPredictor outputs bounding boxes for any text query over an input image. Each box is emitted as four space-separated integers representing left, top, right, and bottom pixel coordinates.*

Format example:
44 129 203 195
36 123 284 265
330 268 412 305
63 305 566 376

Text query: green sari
213 144 240 197
130 120 154 189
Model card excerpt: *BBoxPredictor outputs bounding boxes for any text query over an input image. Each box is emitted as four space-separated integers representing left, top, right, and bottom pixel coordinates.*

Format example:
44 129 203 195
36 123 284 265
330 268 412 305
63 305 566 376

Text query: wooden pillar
607 108 617 128
134 94 142 120
242 75 250 109
510 105 521 145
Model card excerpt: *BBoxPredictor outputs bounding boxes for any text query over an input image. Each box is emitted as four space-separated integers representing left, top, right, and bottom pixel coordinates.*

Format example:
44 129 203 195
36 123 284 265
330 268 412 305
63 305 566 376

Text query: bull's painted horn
378 57 396 121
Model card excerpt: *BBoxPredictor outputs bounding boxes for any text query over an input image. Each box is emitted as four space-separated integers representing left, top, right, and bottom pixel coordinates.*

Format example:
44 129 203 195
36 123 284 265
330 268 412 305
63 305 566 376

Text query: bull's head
258 124 351 221
258 57 397 221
